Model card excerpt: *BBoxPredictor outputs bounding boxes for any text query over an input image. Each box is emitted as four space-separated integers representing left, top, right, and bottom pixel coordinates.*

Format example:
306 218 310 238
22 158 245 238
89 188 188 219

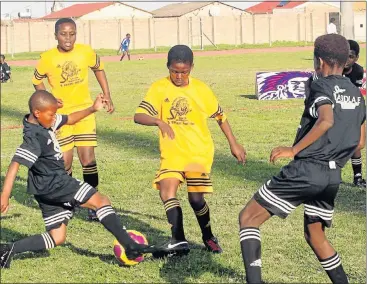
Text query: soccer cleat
152 239 190 258
125 243 157 260
354 176 366 188
203 236 223 253
87 209 99 221
0 244 14 269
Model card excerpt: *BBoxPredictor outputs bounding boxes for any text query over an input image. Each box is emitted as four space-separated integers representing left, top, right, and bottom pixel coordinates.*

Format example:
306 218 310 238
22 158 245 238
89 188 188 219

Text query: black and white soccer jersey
12 114 68 195
343 63 364 88
294 75 366 168
12 114 98 231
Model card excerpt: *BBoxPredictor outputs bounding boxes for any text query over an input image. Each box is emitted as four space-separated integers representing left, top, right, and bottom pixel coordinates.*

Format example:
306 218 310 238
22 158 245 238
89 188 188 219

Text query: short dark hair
0 54 4 60
330 18 335 23
314 34 349 68
167 45 193 67
348 39 360 56
55 18 76 33
126 33 130 36
29 90 57 113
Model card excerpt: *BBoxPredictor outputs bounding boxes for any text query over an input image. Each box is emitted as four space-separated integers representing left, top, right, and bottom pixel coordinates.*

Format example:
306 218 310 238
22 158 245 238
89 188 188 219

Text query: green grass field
1 49 366 283
3 41 317 61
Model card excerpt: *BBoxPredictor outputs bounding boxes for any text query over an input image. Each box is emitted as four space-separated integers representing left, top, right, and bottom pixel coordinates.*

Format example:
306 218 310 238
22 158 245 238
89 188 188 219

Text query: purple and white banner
256 71 312 100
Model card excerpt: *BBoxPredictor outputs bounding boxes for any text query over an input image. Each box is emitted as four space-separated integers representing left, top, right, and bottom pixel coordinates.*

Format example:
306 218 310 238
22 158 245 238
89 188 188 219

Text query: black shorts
253 159 341 227
34 176 97 231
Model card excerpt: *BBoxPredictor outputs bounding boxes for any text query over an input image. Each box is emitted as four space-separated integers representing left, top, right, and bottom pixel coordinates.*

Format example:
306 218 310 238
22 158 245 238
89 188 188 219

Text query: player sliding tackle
0 91 155 269
238 34 365 283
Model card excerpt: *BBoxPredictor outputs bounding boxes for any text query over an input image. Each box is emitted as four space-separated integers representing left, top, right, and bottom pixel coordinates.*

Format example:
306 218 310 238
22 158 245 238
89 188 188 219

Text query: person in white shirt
327 18 337 34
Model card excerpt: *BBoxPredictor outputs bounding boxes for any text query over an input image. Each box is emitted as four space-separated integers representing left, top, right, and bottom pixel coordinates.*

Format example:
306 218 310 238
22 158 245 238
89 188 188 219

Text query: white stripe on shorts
258 182 296 214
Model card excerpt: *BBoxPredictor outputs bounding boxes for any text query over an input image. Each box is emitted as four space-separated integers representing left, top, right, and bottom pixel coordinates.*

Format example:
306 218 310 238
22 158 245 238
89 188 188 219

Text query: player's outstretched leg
304 221 348 283
153 178 190 258
0 224 67 269
82 192 156 259
78 146 99 221
120 51 126 61
127 52 131 61
351 150 365 188
188 192 222 253
239 198 272 284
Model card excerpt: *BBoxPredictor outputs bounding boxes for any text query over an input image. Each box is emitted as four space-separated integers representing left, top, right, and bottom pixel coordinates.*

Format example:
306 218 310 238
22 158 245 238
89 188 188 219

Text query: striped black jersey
294 75 366 167
12 114 69 195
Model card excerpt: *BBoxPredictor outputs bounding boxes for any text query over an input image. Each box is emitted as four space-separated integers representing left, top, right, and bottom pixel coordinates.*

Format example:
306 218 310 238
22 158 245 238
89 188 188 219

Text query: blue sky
1 1 263 18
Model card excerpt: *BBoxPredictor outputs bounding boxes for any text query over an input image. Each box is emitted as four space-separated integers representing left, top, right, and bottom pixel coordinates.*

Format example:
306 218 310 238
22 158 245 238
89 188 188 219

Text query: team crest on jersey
48 130 63 160
333 85 361 109
59 61 82 86
167 97 194 125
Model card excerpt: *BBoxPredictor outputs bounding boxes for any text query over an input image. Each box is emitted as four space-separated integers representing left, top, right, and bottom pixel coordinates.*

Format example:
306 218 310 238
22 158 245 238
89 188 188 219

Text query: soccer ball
113 230 148 266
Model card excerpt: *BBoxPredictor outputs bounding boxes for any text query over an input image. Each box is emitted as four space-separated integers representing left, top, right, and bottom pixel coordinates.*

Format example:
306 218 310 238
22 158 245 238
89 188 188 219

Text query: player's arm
270 104 334 163
0 161 20 214
134 113 174 139
134 88 174 138
32 56 47 91
66 94 104 125
356 122 366 151
93 70 114 113
87 47 114 113
218 120 246 164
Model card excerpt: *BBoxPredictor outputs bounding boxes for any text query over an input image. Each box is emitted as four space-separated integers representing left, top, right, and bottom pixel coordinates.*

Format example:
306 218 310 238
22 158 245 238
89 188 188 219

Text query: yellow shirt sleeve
32 55 48 85
135 84 161 117
86 46 104 71
204 86 227 123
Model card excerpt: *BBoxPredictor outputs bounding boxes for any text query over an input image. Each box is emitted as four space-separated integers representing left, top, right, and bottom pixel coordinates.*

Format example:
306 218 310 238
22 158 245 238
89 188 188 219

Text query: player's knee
304 226 326 248
49 229 66 246
239 207 253 227
188 192 205 209
95 193 111 208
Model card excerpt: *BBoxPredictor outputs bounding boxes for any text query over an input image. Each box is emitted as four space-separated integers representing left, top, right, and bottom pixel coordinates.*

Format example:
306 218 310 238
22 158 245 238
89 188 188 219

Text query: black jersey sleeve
308 79 334 118
12 135 42 168
355 65 364 87
52 114 68 131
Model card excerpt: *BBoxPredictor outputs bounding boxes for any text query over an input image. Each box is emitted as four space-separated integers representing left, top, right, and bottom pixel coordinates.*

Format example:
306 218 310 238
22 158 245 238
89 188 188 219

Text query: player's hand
92 94 104 112
230 142 246 165
0 193 10 214
270 146 295 163
57 98 64 109
157 120 175 139
102 94 115 114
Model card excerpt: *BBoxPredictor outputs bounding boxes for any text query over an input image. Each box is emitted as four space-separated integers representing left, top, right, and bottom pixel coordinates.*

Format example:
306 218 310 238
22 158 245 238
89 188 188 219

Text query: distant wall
1 11 366 54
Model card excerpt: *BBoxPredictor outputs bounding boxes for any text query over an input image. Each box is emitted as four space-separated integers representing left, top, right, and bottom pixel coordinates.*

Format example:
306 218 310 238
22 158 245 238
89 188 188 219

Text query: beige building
43 2 152 20
152 2 247 18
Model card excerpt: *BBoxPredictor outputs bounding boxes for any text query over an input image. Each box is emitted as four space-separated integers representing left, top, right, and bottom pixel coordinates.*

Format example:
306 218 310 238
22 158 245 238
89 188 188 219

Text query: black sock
163 198 186 241
66 167 72 177
351 156 362 178
82 164 98 188
96 205 137 249
191 201 213 240
83 164 98 215
13 232 55 254
239 227 262 284
319 253 348 283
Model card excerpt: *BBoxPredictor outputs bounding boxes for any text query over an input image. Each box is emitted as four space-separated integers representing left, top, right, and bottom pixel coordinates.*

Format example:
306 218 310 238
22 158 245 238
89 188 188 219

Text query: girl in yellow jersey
134 45 246 257
32 18 114 221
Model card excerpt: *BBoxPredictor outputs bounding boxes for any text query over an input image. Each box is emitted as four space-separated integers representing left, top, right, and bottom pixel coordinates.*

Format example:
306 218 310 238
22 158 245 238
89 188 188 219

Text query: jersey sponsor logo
48 130 63 160
167 97 194 125
59 61 82 86
333 85 361 109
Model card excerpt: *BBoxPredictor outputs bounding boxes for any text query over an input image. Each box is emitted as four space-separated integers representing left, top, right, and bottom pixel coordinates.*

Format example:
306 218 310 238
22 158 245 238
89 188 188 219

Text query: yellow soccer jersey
32 44 104 114
135 77 227 173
